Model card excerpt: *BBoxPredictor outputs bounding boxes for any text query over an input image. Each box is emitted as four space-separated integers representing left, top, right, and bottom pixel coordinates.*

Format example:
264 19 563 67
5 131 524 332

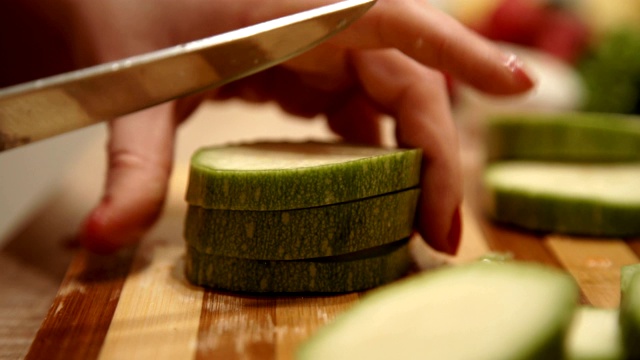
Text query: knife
0 0 376 152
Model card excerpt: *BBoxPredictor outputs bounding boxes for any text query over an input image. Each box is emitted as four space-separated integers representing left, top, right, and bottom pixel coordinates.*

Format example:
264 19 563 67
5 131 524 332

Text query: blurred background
439 0 640 116
1 0 639 246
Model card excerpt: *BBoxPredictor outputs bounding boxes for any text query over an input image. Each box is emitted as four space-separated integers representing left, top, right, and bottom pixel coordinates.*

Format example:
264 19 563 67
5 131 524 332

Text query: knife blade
0 0 376 152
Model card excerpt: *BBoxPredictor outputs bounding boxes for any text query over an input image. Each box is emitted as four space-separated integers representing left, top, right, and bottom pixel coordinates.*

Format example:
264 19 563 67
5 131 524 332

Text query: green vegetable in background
579 28 640 114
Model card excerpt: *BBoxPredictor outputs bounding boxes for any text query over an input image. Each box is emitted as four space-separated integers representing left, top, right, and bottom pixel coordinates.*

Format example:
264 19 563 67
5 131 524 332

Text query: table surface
2 101 639 360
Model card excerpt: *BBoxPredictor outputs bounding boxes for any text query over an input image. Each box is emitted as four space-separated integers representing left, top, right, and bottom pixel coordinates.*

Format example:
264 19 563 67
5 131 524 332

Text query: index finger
333 0 534 95
241 0 534 95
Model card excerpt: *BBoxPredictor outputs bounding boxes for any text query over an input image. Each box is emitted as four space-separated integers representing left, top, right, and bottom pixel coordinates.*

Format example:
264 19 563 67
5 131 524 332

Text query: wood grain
545 236 640 308
274 294 360 360
195 288 359 360
0 187 93 360
627 239 640 258
0 253 60 360
97 242 204 360
197 292 278 360
25 248 135 360
479 221 563 268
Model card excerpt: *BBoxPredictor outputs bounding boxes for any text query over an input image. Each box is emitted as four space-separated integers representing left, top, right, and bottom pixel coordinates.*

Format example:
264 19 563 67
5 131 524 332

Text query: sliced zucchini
297 262 579 360
620 264 640 358
483 161 640 237
620 263 640 297
486 112 640 162
184 188 418 260
565 307 624 360
185 239 412 293
185 141 422 210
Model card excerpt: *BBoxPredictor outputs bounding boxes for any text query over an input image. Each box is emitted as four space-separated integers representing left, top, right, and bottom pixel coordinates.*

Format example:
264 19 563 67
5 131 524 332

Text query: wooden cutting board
18 102 640 360
23 179 640 360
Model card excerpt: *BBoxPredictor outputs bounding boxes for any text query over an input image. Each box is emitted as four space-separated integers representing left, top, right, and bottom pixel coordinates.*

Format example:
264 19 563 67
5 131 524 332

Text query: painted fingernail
503 53 535 90
79 209 115 254
78 205 126 254
446 206 462 255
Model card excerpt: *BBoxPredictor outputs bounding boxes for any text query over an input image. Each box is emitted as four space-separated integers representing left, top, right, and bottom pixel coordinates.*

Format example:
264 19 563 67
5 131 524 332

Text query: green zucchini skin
488 188 640 237
484 162 640 237
185 141 422 210
621 264 640 298
486 112 640 162
620 265 640 359
184 239 412 293
184 188 419 260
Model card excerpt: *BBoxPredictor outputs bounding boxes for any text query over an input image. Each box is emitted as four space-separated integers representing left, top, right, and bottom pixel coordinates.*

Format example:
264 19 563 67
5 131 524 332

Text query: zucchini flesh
185 141 422 210
185 239 412 293
565 307 624 360
184 188 419 260
484 162 640 237
486 112 640 162
297 262 578 360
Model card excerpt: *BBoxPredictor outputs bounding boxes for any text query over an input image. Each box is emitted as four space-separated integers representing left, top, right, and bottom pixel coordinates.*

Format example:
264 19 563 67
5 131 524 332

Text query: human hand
65 0 534 254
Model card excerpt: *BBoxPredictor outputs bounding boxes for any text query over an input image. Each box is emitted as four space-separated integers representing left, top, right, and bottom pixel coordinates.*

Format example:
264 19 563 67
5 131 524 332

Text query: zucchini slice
185 141 422 210
184 188 419 260
297 262 578 360
184 239 412 293
486 112 640 162
565 307 624 360
620 264 640 359
483 161 640 237
620 263 640 297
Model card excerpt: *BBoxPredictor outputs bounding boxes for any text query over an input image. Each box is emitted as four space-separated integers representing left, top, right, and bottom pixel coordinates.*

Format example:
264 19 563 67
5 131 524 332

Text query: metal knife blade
0 0 376 151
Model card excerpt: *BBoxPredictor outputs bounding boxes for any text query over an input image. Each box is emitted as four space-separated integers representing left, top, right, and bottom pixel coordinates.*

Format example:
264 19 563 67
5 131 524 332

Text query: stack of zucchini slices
483 112 640 237
183 141 422 293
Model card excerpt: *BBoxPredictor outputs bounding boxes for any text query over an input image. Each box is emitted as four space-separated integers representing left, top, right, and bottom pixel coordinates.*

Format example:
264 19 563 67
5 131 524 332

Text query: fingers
334 0 534 95
79 103 178 253
216 66 341 119
326 92 382 145
214 0 533 96
352 49 462 254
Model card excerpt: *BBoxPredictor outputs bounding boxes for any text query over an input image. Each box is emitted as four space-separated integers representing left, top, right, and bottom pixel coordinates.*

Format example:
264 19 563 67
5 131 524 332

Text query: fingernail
78 206 122 254
445 206 462 255
79 220 111 254
503 53 535 90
